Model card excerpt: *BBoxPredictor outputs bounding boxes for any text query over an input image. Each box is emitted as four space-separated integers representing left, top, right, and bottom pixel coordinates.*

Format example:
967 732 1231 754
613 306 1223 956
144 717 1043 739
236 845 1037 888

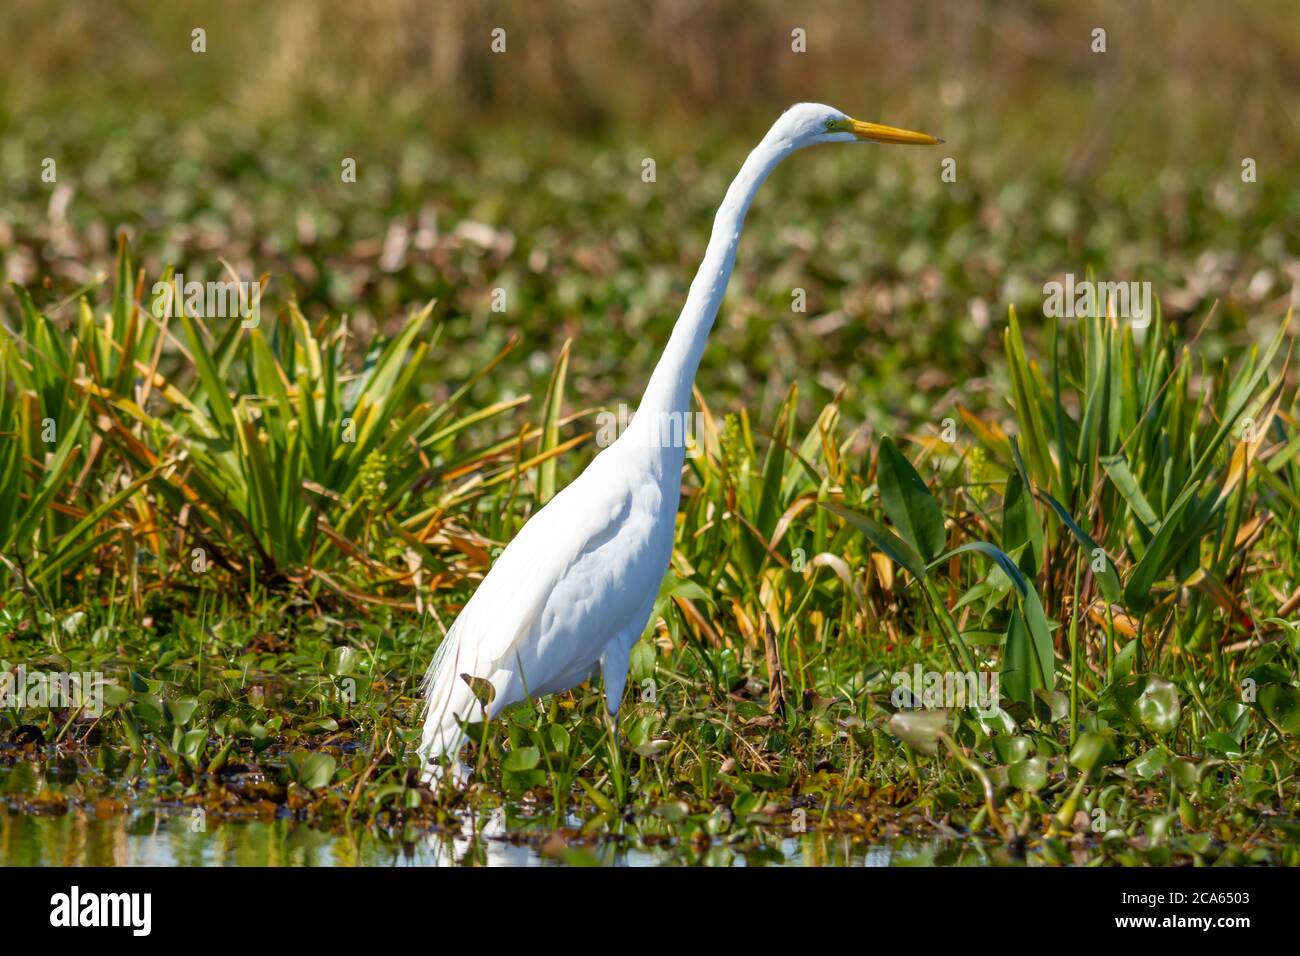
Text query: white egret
419 103 941 774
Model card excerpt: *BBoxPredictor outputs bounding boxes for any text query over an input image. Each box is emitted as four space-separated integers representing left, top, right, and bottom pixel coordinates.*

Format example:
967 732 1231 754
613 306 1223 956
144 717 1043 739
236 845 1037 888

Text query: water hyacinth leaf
178 728 208 765
1148 677 1182 734
1032 689 1069 723
974 705 1018 737
1217 701 1251 741
822 502 927 581
287 752 337 790
548 724 571 754
653 800 692 821
629 640 657 683
1069 731 1118 775
1116 674 1181 737
328 646 360 676
633 739 671 758
165 698 199 726
1008 756 1047 791
1170 758 1201 790
887 709 947 753
992 735 1032 764
876 436 946 563
502 745 540 772
1201 732 1245 758
1128 747 1169 780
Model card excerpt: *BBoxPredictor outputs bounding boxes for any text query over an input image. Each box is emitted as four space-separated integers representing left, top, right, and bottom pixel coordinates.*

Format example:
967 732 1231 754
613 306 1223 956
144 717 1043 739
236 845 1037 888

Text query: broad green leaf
931 541 1028 597
887 709 947 753
1258 684 1300 736
822 501 927 581
287 752 337 790
1002 470 1043 576
1128 747 1169 780
1009 756 1047 791
876 436 945 563
1069 731 1118 775
1123 485 1198 613
1115 674 1181 737
502 745 540 772
992 735 1031 763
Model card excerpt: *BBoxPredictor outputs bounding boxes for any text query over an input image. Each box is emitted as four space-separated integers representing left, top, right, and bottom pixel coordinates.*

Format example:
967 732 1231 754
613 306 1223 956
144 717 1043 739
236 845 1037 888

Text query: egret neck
630 133 796 455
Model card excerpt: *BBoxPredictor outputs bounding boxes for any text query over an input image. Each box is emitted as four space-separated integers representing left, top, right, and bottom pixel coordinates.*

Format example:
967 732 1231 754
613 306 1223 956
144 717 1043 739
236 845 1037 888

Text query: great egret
419 103 941 774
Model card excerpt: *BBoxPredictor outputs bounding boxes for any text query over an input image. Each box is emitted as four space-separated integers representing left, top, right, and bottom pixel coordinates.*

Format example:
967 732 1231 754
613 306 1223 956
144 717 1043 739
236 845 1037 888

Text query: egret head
771 102 943 150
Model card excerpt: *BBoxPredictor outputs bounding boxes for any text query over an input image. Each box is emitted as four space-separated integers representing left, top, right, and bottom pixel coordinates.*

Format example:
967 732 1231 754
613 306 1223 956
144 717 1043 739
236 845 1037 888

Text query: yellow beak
848 119 943 145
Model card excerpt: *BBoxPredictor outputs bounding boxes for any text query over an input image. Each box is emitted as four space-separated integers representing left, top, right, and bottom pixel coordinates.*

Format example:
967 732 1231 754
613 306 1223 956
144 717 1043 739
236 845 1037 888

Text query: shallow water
1 750 995 867
0 803 962 867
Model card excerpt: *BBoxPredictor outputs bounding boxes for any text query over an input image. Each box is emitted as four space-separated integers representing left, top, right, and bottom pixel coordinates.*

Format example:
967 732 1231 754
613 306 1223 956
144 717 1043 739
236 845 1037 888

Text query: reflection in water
0 803 954 867
1 762 971 866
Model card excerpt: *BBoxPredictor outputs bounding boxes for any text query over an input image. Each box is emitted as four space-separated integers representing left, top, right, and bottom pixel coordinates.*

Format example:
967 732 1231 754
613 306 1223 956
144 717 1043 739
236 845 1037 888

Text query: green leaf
1101 454 1160 533
460 673 497 709
887 709 947 753
932 541 1029 597
822 501 927 581
287 752 337 789
876 437 945 563
1069 731 1118 775
1040 491 1122 603
992 735 1032 764
502 745 540 772
1123 485 1198 613
629 640 657 683
578 778 618 815
165 697 199 726
1002 607 1037 704
1258 684 1300 736
1115 674 1181 737
1128 747 1170 780
1002 470 1044 577
1201 731 1245 758
1009 756 1047 791
1021 585 1056 691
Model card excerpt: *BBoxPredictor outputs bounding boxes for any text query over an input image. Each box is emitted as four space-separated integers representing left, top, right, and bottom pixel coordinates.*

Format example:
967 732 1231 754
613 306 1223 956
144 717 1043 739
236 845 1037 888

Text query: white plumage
419 103 941 774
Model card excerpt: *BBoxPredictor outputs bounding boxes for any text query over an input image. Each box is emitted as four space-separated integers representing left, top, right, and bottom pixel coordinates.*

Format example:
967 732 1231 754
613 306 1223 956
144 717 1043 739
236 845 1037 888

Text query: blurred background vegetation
2 0 1298 433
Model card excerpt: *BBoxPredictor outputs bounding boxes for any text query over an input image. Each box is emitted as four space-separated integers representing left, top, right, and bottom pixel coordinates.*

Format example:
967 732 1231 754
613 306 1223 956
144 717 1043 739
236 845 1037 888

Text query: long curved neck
633 135 795 430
